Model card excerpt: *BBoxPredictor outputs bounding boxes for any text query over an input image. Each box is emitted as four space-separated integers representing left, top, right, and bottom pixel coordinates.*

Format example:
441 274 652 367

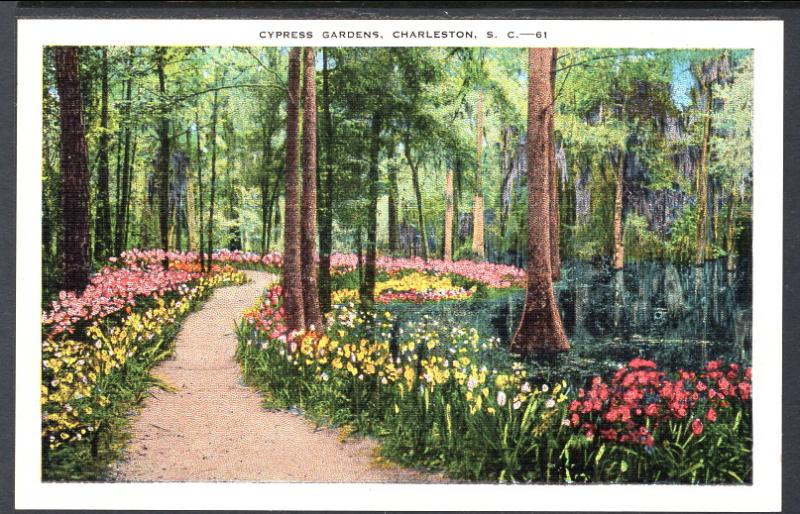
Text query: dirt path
115 270 437 482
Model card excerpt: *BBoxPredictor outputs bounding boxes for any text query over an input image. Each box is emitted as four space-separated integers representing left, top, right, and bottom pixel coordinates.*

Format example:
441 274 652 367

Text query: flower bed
237 282 752 483
42 261 246 480
331 271 474 305
113 249 525 290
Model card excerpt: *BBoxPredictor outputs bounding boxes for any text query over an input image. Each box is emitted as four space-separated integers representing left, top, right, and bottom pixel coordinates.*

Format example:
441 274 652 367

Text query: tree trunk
283 47 305 332
300 47 323 329
318 48 334 314
260 122 272 254
471 90 485 260
224 121 242 250
444 168 454 261
387 160 399 254
94 47 112 261
184 129 196 251
612 149 625 270
265 175 280 253
548 49 561 280
404 133 427 261
510 48 570 355
155 47 171 268
725 189 737 271
195 110 205 270
55 47 91 292
206 90 219 271
115 50 134 256
124 135 136 250
695 84 712 266
360 112 382 308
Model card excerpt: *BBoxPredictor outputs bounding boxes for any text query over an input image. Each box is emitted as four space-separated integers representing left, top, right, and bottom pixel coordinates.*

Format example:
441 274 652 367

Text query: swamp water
385 259 752 384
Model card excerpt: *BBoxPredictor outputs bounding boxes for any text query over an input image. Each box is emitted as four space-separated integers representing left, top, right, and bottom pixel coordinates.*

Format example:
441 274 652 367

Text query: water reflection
386 259 751 383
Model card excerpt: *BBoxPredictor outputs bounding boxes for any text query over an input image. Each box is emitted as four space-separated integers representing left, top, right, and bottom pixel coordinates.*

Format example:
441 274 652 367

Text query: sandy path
115 270 437 482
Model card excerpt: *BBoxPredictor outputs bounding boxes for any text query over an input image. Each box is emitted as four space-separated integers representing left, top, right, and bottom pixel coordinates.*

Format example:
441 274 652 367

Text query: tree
114 47 135 256
360 111 382 308
282 47 305 332
511 48 570 355
318 48 334 314
443 167 454 261
206 90 220 272
300 47 323 329
547 49 561 279
404 130 428 261
94 47 112 261
471 90 485 260
155 47 171 267
195 109 206 270
55 47 91 292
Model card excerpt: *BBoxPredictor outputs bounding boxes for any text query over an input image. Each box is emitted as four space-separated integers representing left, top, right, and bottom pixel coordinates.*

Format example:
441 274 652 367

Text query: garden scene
41 46 752 483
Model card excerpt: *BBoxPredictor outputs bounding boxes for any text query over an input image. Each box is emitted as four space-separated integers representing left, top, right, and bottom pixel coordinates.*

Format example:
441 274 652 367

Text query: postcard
16 17 783 511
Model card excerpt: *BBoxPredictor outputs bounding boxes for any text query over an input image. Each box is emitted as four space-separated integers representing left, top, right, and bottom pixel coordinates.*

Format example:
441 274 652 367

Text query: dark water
386 259 752 383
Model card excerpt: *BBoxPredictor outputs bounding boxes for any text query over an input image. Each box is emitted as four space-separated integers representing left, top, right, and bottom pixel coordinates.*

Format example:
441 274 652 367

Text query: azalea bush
237 282 752 484
42 261 246 480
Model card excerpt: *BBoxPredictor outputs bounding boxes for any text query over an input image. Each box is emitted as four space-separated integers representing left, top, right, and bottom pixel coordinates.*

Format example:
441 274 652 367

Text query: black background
2 2 797 513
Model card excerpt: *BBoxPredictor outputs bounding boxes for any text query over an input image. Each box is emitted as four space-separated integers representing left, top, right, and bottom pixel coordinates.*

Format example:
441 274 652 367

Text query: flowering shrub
568 358 752 447
43 266 204 337
237 283 752 483
114 248 524 289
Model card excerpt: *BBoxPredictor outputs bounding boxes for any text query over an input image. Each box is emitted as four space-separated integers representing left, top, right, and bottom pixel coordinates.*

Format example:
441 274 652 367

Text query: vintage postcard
16 17 782 511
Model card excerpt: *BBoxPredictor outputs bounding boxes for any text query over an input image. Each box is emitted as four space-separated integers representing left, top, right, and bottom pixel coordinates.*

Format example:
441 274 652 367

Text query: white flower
541 384 549 393
321 372 329 382
467 376 478 391
496 390 507 407
512 400 522 410
562 418 571 427
545 398 556 408
520 382 531 393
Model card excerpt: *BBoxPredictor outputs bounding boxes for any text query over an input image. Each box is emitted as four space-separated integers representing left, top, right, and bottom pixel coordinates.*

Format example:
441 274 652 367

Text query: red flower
629 357 657 369
706 407 717 422
691 418 704 436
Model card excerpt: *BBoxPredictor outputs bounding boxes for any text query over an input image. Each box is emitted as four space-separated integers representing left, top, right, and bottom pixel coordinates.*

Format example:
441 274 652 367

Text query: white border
16 19 783 512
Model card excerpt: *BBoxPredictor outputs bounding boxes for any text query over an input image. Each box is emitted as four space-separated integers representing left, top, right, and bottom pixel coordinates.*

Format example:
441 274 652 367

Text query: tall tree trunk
725 189 737 271
206 90 219 271
695 83 712 266
94 47 112 261
612 148 625 270
471 91 485 260
511 48 570 355
195 110 205 270
185 129 196 251
260 122 272 254
124 135 136 250
265 175 280 253
404 133 427 260
548 49 561 280
387 160 399 254
360 112 382 308
55 47 91 292
224 121 242 250
115 51 133 256
155 47 171 268
318 48 334 314
443 168 454 261
300 47 323 329
283 47 305 332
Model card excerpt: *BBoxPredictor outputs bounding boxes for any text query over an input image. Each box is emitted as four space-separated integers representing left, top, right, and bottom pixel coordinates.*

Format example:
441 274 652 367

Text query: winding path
115 270 437 482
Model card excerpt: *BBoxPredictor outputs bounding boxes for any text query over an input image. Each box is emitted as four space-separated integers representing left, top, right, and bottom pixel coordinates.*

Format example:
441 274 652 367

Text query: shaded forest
42 46 752 301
